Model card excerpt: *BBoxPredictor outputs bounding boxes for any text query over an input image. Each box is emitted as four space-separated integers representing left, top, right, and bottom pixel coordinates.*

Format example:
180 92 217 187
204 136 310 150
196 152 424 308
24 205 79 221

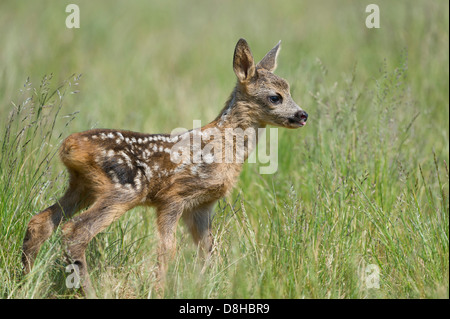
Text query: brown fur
22 39 308 297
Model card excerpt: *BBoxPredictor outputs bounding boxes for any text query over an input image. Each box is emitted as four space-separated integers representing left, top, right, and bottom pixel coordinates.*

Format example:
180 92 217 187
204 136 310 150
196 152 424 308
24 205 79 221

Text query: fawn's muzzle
288 110 308 127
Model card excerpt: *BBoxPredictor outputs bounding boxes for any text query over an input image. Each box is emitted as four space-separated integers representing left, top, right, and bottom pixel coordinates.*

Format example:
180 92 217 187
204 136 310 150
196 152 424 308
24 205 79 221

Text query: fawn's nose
295 110 308 122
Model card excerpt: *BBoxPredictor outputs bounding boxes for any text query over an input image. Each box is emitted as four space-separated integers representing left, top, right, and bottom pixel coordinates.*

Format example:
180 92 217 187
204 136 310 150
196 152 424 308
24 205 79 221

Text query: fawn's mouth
287 117 307 128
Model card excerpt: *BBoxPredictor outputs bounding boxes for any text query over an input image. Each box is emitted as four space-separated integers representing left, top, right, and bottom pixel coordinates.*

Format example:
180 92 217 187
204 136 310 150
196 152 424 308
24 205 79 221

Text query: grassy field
0 0 448 299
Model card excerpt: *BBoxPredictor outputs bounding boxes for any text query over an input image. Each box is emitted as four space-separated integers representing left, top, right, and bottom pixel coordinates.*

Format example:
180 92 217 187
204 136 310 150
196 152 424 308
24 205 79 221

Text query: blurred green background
0 0 448 299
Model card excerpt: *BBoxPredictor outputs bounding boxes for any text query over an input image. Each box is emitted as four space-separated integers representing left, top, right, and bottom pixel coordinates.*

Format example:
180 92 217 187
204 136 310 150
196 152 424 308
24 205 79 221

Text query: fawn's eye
268 94 282 104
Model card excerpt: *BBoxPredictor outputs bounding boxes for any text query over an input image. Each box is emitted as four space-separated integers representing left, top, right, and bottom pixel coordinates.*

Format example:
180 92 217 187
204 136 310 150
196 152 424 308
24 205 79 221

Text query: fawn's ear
256 40 281 72
233 38 256 83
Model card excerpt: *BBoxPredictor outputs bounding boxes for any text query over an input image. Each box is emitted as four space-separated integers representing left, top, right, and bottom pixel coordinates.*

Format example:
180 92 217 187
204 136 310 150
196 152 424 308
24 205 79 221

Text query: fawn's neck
206 86 266 163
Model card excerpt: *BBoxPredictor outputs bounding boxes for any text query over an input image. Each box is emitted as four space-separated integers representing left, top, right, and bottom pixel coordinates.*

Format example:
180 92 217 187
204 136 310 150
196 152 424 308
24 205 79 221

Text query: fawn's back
61 126 240 210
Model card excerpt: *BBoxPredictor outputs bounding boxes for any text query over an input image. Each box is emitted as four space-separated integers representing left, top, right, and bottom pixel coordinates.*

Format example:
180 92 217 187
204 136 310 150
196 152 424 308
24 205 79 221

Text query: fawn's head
232 38 308 129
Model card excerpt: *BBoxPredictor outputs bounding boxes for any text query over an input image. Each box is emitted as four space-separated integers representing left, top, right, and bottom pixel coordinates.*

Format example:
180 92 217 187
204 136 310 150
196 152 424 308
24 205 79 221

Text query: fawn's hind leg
22 175 93 274
154 203 184 294
61 195 135 297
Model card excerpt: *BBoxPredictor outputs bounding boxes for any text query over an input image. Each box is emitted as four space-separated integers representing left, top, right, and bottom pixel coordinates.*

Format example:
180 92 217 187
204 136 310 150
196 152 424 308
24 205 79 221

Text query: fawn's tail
59 133 95 171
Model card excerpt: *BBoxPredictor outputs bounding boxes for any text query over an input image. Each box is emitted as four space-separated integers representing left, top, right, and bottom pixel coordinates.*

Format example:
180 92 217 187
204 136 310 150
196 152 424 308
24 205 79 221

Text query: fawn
22 38 308 296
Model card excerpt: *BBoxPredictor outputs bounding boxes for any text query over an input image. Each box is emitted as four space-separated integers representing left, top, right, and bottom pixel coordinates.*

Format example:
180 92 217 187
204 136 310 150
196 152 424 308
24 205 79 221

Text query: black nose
295 110 308 122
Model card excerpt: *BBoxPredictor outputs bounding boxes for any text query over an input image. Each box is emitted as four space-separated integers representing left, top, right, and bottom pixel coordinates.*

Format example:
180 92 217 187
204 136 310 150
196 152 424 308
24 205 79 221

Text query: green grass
0 0 448 298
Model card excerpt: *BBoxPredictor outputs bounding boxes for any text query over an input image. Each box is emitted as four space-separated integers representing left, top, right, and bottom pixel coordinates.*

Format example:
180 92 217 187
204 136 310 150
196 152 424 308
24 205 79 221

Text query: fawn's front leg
182 202 215 257
182 202 215 275
155 203 183 295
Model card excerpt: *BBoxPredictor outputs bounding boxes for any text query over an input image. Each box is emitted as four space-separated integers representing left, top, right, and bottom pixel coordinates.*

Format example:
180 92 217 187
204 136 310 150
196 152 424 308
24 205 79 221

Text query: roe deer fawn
22 38 308 297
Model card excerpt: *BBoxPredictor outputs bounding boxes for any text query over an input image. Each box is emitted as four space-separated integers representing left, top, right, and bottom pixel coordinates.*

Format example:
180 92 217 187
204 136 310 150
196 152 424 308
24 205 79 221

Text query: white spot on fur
134 170 142 190
109 171 120 184
143 149 152 159
119 151 133 168
141 162 153 179
173 163 187 174
160 169 168 177
190 165 199 175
